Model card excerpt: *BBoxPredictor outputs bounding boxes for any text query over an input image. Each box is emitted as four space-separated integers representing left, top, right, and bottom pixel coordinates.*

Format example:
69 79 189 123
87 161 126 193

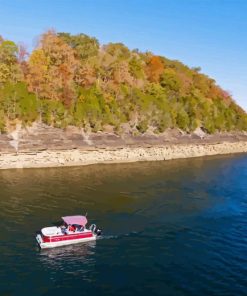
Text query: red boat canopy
62 215 88 226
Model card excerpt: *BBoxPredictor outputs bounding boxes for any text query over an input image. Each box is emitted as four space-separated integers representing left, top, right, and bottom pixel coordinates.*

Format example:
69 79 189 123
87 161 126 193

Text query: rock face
1 123 247 153
193 127 206 139
0 123 247 170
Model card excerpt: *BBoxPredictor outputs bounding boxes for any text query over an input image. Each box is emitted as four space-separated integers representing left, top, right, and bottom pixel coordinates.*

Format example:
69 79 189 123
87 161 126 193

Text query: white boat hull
36 233 96 249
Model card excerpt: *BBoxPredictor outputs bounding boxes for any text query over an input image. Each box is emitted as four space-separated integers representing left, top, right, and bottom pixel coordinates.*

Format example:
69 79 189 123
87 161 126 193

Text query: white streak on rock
9 124 22 153
81 129 93 146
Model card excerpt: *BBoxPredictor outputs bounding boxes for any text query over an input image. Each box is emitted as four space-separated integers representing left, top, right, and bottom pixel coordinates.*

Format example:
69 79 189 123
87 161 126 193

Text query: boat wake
98 231 140 240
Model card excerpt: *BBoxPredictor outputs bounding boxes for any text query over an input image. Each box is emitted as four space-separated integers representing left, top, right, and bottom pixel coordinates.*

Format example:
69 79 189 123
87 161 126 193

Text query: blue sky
0 0 246 110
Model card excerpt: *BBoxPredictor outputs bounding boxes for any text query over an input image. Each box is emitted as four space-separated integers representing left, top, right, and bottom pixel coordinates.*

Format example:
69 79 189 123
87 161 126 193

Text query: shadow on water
0 154 247 295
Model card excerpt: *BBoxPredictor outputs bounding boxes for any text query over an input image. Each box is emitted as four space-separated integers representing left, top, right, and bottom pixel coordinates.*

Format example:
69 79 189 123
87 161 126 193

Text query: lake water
0 155 247 296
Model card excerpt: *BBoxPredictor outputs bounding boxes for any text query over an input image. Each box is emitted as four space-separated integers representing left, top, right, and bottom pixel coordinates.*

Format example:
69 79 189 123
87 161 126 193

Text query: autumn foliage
146 56 164 83
0 30 246 133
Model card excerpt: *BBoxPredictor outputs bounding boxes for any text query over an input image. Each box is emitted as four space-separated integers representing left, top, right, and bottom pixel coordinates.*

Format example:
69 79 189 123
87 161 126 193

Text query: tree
104 43 130 60
160 68 181 92
129 57 145 83
0 82 38 123
0 31 245 134
0 39 23 84
58 33 99 60
146 55 164 83
26 30 78 106
112 61 133 85
176 109 190 130
58 33 100 89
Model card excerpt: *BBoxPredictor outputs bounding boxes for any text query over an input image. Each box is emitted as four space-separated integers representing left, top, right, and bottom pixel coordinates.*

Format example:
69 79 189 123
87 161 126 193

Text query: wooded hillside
0 30 246 134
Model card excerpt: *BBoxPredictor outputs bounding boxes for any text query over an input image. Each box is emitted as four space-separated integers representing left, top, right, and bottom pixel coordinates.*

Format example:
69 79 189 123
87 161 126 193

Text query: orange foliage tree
26 30 78 106
146 56 164 83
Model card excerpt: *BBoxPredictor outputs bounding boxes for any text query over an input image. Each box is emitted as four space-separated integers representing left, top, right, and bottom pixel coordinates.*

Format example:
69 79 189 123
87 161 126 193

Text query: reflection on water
0 154 247 296
39 241 96 280
39 241 96 261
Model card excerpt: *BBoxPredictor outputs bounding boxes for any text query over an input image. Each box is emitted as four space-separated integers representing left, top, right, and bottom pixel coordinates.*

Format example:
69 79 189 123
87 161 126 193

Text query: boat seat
41 226 62 236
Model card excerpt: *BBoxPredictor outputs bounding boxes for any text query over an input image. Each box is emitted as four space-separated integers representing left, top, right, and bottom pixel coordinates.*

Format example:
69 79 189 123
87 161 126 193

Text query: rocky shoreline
0 123 247 169
1 141 247 170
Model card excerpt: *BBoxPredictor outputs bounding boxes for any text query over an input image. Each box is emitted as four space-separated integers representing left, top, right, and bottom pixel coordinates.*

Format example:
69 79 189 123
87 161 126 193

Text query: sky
0 0 246 110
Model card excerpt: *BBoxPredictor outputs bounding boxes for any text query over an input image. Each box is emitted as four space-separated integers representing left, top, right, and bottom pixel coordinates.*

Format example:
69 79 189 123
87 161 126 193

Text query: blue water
0 154 247 295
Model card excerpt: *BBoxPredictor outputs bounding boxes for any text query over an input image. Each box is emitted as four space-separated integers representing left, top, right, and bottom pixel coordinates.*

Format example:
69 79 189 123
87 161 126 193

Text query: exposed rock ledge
0 141 247 170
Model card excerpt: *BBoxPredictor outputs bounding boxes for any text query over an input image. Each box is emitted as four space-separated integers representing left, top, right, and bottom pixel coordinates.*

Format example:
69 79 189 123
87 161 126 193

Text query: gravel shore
1 141 247 170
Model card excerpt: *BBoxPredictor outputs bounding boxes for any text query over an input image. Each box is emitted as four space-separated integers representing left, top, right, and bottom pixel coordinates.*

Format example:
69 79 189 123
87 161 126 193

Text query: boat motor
90 224 102 236
95 228 102 236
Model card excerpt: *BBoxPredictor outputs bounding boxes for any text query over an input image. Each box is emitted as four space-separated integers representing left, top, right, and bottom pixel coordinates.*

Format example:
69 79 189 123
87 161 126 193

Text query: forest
0 30 246 134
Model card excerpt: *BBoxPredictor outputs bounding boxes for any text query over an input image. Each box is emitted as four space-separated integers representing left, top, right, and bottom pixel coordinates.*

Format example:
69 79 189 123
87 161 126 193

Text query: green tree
58 33 99 60
0 39 22 84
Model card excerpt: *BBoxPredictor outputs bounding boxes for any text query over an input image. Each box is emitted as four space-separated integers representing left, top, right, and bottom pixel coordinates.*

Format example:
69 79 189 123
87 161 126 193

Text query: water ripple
0 154 247 295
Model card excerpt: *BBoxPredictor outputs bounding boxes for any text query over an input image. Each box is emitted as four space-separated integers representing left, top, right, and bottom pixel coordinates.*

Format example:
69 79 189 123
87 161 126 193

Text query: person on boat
68 224 76 232
78 225 84 232
61 224 66 234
